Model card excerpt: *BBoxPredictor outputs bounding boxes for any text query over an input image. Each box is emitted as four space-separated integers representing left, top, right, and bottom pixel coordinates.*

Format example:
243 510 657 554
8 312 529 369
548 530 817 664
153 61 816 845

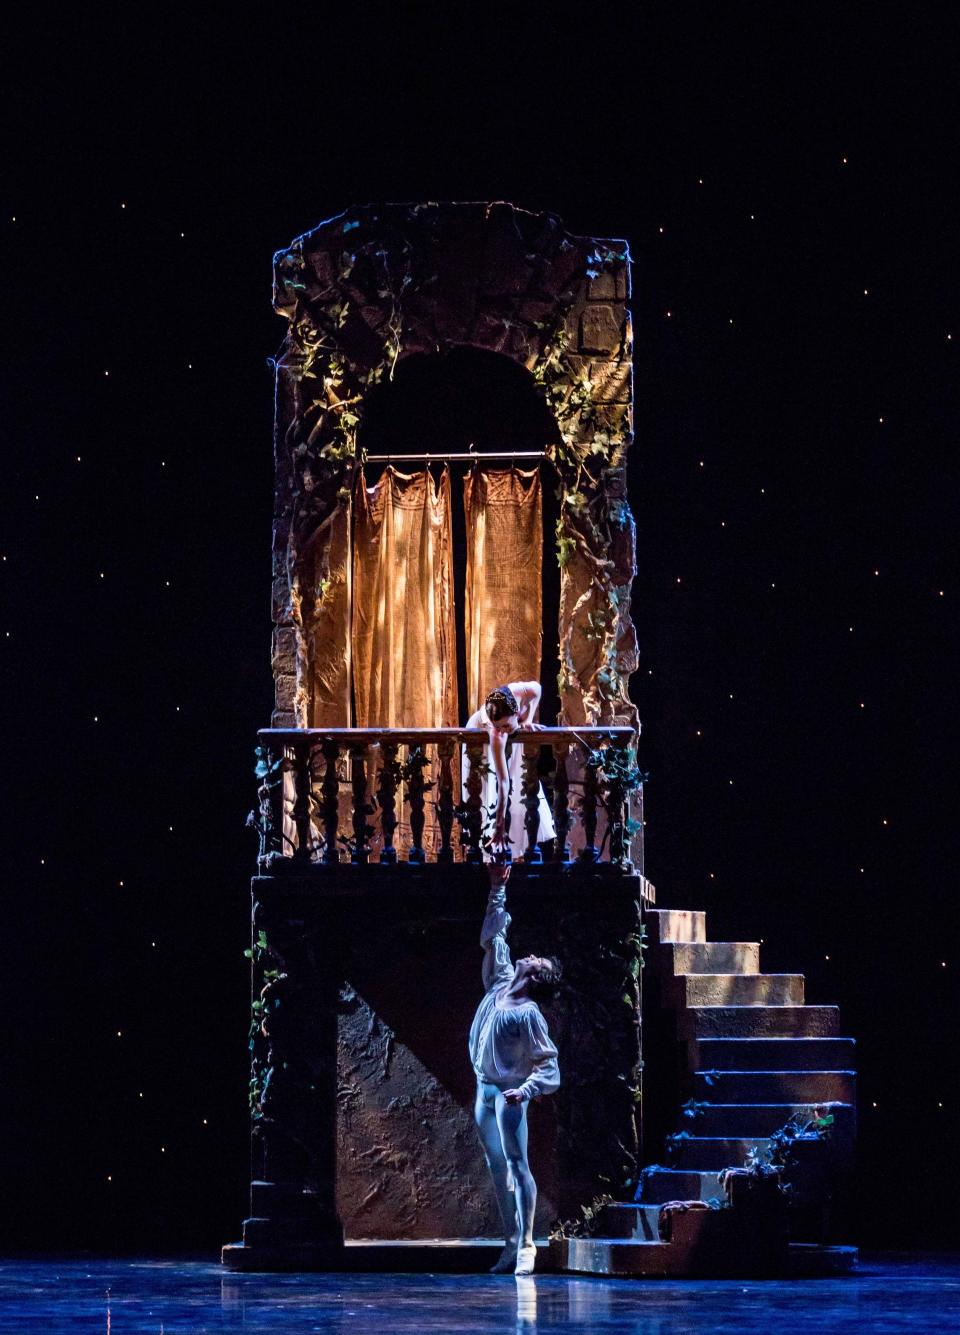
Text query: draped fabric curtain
352 466 458 729
464 467 543 714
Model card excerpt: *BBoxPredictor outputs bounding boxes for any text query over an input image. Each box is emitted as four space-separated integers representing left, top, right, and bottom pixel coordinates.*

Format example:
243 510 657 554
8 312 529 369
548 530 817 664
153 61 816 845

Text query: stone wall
268 201 638 733
243 864 642 1250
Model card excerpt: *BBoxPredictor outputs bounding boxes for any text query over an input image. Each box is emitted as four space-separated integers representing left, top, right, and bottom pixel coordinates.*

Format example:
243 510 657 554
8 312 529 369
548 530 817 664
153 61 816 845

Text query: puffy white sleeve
516 1007 560 1100
481 885 515 993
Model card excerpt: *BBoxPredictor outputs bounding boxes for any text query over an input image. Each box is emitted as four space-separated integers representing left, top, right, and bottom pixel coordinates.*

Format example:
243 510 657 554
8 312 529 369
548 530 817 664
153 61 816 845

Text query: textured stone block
589 357 632 402
579 304 624 353
586 272 618 301
271 626 297 677
645 909 706 944
677 973 804 1007
679 1005 841 1039
669 941 760 976
274 673 296 711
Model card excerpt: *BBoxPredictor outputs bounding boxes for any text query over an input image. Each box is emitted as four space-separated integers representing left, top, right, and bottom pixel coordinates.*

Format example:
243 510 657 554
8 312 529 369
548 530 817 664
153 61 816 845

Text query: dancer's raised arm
480 862 515 993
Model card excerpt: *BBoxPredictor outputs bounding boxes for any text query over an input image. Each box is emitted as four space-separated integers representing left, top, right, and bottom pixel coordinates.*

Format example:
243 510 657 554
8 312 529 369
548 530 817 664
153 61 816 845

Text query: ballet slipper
514 1243 537 1276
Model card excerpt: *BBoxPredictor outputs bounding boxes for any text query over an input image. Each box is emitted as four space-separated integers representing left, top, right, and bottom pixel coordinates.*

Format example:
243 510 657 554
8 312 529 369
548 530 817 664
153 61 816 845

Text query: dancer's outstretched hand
488 860 512 888
502 1088 525 1105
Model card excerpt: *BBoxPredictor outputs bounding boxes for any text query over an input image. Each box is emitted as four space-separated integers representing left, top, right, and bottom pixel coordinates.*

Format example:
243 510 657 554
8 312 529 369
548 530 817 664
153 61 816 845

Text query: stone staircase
552 907 858 1277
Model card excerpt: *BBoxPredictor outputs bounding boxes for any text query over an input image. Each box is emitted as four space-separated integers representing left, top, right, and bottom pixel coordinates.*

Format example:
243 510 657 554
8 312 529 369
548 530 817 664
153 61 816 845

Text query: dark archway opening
358 347 564 724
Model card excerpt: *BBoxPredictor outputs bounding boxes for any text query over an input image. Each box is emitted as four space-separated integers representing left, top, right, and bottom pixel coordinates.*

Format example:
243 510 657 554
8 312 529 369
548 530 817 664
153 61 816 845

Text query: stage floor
1 1255 958 1333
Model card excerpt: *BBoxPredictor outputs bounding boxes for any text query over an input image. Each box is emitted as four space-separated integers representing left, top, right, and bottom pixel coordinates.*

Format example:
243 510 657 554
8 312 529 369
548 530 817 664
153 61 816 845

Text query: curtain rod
364 449 547 462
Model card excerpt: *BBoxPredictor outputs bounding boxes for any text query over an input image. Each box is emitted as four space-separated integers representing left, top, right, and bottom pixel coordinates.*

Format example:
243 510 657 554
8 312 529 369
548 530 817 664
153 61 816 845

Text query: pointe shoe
514 1244 537 1276
490 1242 518 1274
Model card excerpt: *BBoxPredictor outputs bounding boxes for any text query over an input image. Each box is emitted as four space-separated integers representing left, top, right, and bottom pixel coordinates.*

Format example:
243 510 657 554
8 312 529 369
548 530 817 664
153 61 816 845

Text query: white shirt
468 886 560 1101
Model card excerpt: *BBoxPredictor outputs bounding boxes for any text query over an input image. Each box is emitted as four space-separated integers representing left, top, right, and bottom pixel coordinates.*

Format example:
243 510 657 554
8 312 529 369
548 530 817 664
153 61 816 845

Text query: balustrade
252 726 639 873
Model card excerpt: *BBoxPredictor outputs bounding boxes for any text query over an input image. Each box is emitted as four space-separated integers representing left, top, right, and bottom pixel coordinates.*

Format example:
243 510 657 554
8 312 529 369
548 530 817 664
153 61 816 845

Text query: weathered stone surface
266 201 638 733
579 304 624 354
589 356 633 403
271 627 297 678
644 908 707 944
679 1005 841 1039
586 272 618 301
274 673 296 711
668 941 761 976
240 866 642 1250
676 973 805 1007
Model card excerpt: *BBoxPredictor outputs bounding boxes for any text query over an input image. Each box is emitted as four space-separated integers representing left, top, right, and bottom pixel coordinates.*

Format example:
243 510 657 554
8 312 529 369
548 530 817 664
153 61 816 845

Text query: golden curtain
352 466 458 728
464 467 543 714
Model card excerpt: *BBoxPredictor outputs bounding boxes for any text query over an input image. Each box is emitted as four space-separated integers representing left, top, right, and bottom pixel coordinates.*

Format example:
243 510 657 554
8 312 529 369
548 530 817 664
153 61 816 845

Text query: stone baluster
320 736 342 865
436 736 455 863
551 738 572 864
521 736 542 864
579 745 601 863
406 742 427 864
605 743 633 872
349 742 372 865
290 737 314 863
463 735 485 863
376 739 400 865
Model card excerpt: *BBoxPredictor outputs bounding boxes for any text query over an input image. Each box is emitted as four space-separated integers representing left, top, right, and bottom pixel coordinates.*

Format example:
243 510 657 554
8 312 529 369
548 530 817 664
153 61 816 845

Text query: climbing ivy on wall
272 207 636 729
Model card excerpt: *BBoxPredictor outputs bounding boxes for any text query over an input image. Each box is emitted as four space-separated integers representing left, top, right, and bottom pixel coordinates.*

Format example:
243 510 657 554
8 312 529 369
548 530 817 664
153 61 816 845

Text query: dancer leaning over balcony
465 682 556 856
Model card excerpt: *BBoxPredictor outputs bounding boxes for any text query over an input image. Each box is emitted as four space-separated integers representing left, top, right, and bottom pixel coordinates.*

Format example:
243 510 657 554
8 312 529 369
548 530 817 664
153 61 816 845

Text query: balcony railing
249 727 640 873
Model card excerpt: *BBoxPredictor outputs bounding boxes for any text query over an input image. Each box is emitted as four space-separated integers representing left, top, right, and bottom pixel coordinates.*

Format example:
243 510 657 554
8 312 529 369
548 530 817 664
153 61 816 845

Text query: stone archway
269 200 638 731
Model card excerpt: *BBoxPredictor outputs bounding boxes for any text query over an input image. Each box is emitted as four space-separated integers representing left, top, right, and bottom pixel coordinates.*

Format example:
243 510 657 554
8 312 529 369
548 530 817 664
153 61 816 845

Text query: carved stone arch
269 200 638 731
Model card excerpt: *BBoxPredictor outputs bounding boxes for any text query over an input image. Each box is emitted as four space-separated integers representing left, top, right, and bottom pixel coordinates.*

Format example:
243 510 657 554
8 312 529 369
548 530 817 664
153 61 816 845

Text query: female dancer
465 682 556 854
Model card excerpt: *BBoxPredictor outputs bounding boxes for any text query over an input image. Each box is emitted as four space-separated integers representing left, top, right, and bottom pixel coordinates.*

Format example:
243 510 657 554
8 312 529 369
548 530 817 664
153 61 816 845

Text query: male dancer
469 860 561 1275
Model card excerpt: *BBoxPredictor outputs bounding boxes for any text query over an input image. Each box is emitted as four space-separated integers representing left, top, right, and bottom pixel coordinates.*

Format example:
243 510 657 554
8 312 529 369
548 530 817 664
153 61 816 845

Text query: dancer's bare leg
496 1089 536 1270
475 1082 518 1269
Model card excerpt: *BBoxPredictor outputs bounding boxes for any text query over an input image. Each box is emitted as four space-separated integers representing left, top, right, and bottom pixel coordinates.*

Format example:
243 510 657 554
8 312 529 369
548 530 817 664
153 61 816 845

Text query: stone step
552 1232 854 1279
667 1136 772 1170
680 1005 840 1038
677 973 804 1007
636 1167 724 1204
683 1101 855 1139
668 941 760 975
644 908 706 943
552 1234 676 1277
693 1069 856 1104
595 1202 662 1240
692 1037 856 1071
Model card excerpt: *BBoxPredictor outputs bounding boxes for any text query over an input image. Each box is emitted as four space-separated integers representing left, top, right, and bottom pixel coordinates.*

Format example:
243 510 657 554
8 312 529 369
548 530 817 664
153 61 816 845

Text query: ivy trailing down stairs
552 908 858 1277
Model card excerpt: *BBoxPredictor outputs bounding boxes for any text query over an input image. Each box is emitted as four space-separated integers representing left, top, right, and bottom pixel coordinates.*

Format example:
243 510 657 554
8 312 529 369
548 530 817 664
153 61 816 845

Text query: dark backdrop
2 6 957 1250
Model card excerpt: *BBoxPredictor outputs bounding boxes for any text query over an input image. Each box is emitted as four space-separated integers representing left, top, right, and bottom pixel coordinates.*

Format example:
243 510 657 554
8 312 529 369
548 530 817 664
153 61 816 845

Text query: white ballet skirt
464 706 557 855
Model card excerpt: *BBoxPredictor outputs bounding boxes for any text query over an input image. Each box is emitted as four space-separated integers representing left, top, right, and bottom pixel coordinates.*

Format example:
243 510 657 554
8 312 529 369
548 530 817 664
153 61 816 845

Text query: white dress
463 704 557 855
468 886 560 1100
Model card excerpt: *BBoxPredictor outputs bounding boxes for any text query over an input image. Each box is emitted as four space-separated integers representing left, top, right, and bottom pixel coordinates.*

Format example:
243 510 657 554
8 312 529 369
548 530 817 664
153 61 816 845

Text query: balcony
249 726 642 873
